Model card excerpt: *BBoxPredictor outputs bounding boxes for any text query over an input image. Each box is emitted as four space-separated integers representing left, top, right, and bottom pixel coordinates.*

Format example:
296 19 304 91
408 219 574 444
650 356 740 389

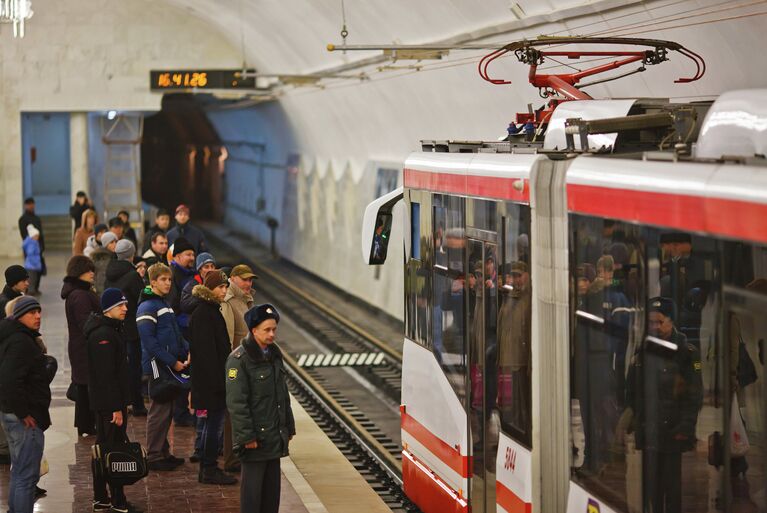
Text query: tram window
722 242 767 513
411 203 421 260
570 216 733 513
497 207 532 447
432 194 467 406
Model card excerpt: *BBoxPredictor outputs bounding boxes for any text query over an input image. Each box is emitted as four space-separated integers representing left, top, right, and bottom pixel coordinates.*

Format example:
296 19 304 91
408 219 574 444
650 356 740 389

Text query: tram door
468 238 499 513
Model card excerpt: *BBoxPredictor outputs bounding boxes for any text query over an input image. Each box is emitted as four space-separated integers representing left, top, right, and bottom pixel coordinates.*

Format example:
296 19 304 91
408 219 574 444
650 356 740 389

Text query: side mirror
361 187 403 266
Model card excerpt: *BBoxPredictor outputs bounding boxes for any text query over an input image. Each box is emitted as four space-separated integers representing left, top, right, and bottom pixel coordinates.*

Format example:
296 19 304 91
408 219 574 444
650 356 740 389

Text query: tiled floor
0 251 310 513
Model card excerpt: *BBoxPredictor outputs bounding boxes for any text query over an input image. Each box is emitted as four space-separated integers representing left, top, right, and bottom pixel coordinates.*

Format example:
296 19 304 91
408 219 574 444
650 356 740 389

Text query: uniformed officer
225 304 295 513
627 297 703 513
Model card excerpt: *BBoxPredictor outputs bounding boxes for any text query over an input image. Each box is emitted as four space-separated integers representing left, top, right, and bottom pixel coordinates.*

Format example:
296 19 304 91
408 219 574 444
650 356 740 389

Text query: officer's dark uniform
226 304 295 513
627 298 703 513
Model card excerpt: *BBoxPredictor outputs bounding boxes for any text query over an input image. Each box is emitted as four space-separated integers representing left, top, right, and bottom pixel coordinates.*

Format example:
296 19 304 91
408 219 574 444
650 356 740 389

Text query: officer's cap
245 303 280 330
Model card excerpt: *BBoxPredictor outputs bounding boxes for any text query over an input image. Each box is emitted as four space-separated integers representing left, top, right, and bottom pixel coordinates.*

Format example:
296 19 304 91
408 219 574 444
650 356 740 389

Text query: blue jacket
22 237 42 272
136 287 189 375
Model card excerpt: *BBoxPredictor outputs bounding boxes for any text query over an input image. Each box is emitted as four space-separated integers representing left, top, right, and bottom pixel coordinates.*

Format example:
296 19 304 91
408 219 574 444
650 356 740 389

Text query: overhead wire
279 0 764 99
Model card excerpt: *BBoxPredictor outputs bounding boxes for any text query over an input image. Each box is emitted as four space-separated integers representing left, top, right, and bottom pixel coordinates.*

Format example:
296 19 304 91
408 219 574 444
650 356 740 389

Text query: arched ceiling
163 0 549 72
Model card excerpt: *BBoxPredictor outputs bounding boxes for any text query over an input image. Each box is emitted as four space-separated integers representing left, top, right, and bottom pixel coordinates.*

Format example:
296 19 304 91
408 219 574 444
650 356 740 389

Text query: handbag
737 337 758 389
92 437 148 486
148 358 190 403
65 382 78 402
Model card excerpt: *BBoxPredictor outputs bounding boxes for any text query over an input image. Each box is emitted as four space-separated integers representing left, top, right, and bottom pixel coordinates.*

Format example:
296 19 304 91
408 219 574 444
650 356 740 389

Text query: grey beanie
12 296 41 320
100 232 119 249
115 239 136 261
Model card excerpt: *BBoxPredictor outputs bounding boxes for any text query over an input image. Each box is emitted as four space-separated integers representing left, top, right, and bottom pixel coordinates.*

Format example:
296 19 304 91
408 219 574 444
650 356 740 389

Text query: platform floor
0 250 390 513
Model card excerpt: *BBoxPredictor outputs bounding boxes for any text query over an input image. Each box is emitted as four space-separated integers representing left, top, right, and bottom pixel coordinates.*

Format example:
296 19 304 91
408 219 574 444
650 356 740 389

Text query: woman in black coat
189 270 237 485
62 255 100 436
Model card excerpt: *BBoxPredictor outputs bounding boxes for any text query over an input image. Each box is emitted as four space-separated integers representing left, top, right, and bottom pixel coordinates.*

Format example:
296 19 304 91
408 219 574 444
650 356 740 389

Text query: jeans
199 408 225 467
0 412 44 513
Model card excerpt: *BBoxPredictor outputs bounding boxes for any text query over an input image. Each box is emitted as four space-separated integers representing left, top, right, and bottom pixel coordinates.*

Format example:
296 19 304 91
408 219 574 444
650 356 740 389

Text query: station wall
0 0 240 256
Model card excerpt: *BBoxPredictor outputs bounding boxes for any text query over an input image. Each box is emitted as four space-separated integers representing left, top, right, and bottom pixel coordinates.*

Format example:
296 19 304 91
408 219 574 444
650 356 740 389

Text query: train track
205 229 418 512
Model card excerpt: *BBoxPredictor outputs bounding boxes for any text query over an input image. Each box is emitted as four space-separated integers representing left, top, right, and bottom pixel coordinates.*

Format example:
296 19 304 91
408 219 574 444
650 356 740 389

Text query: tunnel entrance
140 93 225 222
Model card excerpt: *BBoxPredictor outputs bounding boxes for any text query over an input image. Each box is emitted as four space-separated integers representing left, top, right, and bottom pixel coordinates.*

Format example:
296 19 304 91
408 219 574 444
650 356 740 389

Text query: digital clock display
150 69 256 91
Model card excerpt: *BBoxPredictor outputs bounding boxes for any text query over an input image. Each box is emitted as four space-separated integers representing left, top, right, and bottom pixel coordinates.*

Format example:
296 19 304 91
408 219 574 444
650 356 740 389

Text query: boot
199 466 238 485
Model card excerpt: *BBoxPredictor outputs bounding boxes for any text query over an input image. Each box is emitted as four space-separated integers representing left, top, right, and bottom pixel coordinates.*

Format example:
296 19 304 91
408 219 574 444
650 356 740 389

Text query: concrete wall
0 0 241 256
206 105 405 319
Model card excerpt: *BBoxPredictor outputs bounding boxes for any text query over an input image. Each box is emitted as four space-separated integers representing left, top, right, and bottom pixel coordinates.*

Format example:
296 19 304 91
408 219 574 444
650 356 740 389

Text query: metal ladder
101 114 144 239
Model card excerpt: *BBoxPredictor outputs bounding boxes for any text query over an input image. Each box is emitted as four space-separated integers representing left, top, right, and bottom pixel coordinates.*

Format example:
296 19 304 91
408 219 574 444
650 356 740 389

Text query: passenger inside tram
570 216 767 513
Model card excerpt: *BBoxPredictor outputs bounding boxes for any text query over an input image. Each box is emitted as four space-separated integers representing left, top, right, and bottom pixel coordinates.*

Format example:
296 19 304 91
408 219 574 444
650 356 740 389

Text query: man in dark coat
62 255 100 436
226 304 295 513
0 296 51 513
142 209 171 255
141 232 169 271
18 198 44 253
117 211 138 248
85 288 141 513
0 265 29 321
189 270 237 485
105 240 147 416
627 297 703 513
167 204 207 255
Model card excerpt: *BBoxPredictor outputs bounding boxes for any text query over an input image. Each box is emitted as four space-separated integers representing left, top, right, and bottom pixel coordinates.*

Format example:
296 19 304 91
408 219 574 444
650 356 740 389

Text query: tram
362 37 767 513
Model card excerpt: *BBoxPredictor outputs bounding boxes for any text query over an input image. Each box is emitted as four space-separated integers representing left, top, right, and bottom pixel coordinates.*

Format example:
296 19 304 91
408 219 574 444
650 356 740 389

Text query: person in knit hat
22 225 43 296
167 204 207 254
62 255 100 437
105 240 147 417
180 252 218 318
0 265 29 322
0 294 52 512
189 270 236 485
84 288 143 512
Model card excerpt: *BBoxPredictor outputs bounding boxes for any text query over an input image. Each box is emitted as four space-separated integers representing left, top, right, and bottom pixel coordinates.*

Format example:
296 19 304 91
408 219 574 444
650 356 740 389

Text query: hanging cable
340 0 349 52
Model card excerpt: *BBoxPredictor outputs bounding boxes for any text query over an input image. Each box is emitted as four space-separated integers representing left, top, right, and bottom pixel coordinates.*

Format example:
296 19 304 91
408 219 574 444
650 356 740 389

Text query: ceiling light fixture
0 0 33 38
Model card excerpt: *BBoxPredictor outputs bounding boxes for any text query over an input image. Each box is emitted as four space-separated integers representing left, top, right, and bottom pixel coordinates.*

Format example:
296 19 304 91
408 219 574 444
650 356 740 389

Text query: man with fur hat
226 304 295 513
0 296 51 513
84 289 142 512
189 270 237 485
105 240 147 417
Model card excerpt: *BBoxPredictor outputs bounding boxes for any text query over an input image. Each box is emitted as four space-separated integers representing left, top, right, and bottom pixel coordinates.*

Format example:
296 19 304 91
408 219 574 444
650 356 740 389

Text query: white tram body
364 90 767 513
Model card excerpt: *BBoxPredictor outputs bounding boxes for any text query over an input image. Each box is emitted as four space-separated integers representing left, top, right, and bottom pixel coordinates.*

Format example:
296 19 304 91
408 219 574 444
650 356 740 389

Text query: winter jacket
497 287 532 371
73 210 95 256
179 274 203 316
22 237 42 272
91 248 116 296
123 226 138 248
226 336 295 462
62 277 100 384
166 262 196 331
105 259 144 341
0 285 22 321
84 313 130 414
221 281 254 349
189 285 231 411
136 287 189 375
18 212 44 252
167 222 207 254
0 319 52 430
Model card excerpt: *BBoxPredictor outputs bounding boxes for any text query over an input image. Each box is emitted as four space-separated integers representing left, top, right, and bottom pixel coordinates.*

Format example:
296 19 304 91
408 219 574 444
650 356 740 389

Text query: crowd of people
0 195 295 513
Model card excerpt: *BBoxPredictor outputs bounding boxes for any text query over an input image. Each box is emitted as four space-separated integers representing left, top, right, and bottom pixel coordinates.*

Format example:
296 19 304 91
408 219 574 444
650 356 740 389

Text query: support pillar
70 112 89 201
